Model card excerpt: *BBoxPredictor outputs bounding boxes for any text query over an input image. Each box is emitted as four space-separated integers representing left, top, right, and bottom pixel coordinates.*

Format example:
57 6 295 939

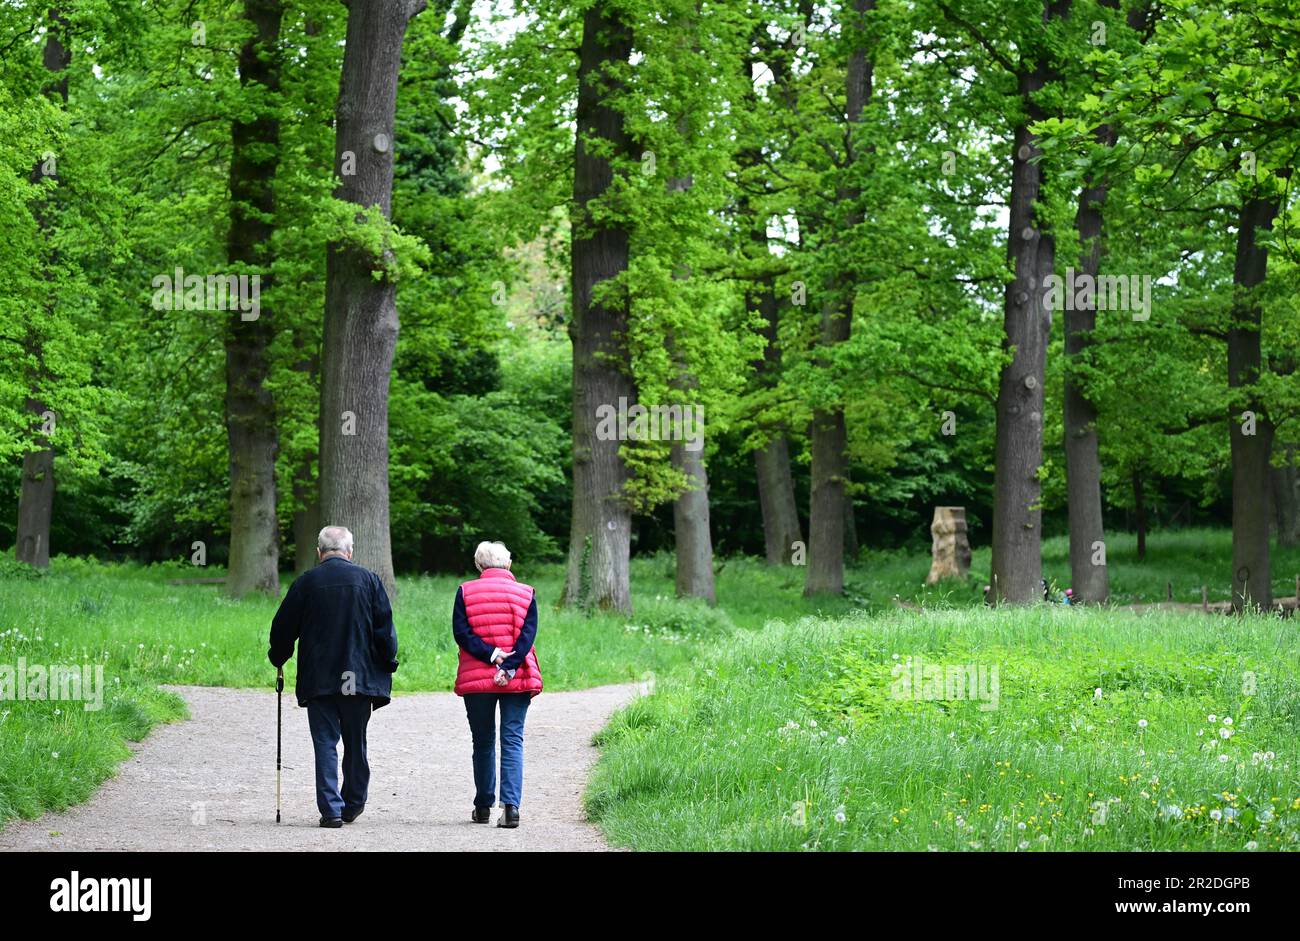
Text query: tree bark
15 9 69 570
561 2 636 614
989 0 1069 604
667 239 715 598
843 482 859 560
805 0 872 597
1132 469 1146 562
291 340 320 575
755 436 802 564
1063 2 1148 603
223 0 283 597
16 399 54 568
1228 194 1279 611
319 0 426 602
1271 443 1298 547
292 472 321 574
672 440 715 602
750 273 802 564
1063 126 1111 604
806 405 848 595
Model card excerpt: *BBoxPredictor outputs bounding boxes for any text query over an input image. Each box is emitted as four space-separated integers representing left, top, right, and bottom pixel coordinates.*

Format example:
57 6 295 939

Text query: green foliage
588 606 1300 851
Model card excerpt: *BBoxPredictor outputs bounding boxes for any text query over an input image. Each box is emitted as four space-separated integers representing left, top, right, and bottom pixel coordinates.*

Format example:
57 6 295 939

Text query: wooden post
1202 584 1208 613
1166 580 1173 602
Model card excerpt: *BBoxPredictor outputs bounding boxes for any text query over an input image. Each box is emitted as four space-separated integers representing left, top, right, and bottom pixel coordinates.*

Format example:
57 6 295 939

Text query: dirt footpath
0 684 638 852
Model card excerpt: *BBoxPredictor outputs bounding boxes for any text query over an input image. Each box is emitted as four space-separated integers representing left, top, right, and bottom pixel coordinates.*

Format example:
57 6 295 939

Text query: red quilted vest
454 568 543 696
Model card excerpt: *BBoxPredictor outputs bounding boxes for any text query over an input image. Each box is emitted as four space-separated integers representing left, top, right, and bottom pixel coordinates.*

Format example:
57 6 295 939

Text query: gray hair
318 525 354 557
474 541 511 570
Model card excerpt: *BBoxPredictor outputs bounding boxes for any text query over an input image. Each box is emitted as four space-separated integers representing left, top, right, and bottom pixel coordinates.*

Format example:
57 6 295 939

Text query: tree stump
926 506 971 584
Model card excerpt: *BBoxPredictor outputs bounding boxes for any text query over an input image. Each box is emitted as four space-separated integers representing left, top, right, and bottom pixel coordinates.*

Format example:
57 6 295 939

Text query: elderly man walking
269 525 399 828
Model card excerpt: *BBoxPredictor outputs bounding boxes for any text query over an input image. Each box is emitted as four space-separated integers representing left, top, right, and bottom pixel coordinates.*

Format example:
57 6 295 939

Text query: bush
0 555 46 580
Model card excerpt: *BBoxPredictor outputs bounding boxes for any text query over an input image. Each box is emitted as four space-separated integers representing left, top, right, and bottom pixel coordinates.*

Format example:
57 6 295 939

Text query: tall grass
3 526 1295 837
587 606 1300 851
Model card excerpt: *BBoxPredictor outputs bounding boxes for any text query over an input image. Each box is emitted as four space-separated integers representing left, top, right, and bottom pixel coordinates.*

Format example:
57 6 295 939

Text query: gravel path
0 684 638 852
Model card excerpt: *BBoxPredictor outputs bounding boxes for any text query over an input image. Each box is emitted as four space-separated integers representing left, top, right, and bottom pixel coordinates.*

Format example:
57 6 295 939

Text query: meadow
586 606 1300 851
2 526 1299 843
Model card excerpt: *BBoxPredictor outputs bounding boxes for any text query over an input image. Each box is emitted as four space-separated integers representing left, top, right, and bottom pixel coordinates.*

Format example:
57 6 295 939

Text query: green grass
586 605 1300 851
0 557 724 696
858 527 1300 608
0 684 187 826
2 525 1297 839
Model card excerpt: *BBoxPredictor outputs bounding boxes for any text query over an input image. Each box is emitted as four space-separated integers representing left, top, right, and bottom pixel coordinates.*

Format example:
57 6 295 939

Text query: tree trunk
989 0 1069 604
843 481 859 560
750 278 802 565
1062 2 1148 602
806 406 848 595
668 339 713 601
223 0 283 597
1228 195 1279 611
292 472 320 575
1132 470 1146 562
1271 444 1298 547
291 340 320 576
16 399 54 568
673 441 715 602
561 3 636 614
15 9 69 570
1063 127 1111 604
319 0 426 602
739 42 802 567
755 437 802 564
664 56 715 604
805 0 872 597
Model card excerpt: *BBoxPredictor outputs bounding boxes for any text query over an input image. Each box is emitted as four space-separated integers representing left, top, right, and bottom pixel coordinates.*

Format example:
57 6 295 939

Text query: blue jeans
464 693 531 808
306 694 373 819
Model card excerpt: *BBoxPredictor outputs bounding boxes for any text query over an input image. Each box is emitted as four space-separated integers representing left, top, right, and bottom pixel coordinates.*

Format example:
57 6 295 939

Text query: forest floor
0 683 637 851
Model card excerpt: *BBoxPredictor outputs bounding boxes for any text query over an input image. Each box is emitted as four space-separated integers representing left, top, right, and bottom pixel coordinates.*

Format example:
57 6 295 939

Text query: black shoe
342 807 364 824
497 805 520 829
319 816 343 829
472 807 491 824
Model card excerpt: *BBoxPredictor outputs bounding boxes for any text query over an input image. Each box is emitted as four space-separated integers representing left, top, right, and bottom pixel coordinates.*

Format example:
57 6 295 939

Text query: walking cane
276 666 284 824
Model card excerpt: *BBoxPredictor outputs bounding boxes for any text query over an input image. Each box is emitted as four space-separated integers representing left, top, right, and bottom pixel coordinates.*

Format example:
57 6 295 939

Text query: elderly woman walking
452 541 543 828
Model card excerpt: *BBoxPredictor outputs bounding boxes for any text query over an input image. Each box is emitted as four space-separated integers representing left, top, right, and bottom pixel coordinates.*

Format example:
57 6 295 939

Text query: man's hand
493 669 509 687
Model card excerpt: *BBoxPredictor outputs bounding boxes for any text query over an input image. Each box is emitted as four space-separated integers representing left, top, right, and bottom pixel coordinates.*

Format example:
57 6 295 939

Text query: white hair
318 525 354 557
474 541 511 570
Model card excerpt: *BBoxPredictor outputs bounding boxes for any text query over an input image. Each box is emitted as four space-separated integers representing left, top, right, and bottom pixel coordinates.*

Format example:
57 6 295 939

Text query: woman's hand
493 669 509 687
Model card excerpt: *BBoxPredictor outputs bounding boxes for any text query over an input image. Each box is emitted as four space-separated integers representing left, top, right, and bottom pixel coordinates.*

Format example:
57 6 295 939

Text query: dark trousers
306 694 373 819
464 693 531 808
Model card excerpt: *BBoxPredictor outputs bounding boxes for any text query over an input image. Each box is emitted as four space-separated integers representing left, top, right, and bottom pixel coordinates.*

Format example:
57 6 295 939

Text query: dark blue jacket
268 556 399 708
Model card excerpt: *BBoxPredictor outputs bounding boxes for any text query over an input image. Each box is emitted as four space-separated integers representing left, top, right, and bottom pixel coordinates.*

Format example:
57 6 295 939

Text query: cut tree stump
925 506 971 585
